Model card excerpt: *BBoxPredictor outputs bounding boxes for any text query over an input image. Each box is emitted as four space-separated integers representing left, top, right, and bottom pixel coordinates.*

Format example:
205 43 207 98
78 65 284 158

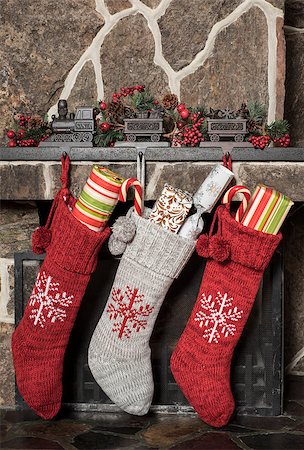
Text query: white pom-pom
112 216 136 243
108 234 127 256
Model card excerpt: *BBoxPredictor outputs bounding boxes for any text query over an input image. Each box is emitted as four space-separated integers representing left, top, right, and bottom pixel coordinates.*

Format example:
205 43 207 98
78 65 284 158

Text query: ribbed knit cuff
219 206 282 272
46 196 110 274
124 213 196 279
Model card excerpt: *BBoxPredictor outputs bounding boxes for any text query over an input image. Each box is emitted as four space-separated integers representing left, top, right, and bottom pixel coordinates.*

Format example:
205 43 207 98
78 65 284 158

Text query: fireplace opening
14 201 284 416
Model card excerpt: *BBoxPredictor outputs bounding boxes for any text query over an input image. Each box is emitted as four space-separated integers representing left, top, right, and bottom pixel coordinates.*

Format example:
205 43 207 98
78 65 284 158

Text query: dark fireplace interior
14 201 284 417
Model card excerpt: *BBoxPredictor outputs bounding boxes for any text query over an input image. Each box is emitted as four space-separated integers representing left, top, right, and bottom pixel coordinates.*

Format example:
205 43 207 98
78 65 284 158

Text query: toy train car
207 118 247 142
124 118 163 142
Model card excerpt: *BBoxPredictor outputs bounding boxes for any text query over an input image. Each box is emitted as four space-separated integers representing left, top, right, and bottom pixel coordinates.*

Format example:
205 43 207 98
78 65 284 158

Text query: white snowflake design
28 271 74 328
206 180 221 195
194 291 243 344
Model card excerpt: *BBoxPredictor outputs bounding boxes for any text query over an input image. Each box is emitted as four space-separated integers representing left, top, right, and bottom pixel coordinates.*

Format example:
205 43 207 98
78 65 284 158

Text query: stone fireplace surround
0 145 304 409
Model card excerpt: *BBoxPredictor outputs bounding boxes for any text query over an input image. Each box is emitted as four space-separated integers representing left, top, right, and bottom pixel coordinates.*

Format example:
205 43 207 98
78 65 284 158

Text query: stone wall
285 1 304 147
0 202 39 406
0 0 289 145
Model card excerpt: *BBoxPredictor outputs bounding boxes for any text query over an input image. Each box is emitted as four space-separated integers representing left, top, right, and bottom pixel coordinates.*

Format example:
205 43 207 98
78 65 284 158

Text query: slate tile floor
1 377 304 450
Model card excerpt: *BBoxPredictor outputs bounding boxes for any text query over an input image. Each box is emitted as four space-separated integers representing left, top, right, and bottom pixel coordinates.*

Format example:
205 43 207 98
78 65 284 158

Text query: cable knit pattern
171 205 281 428
12 189 110 420
89 212 196 416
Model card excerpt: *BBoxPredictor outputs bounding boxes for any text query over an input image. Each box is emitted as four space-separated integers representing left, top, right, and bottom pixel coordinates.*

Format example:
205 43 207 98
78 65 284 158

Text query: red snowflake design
107 285 154 339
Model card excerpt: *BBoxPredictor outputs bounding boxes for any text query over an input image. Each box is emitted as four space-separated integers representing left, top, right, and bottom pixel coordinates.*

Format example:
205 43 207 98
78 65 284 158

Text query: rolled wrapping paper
72 166 125 232
178 208 204 240
179 164 235 239
241 184 294 235
193 164 234 212
149 184 193 234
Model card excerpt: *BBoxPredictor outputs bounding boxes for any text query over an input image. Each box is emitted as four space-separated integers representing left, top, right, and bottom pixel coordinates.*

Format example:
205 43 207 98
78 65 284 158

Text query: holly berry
248 134 271 150
177 121 185 129
99 101 107 111
17 138 36 147
17 129 25 138
180 109 189 119
8 140 17 147
7 130 15 139
177 103 186 113
273 133 290 148
100 122 110 133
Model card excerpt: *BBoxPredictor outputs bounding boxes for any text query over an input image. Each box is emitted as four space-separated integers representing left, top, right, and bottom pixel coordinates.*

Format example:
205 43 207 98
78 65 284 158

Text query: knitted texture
170 205 281 428
12 187 110 420
88 212 195 415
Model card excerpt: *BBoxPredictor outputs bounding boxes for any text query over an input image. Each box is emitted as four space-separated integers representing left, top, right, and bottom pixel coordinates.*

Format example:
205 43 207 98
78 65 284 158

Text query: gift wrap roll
193 164 234 212
72 166 125 231
241 184 294 235
179 164 235 239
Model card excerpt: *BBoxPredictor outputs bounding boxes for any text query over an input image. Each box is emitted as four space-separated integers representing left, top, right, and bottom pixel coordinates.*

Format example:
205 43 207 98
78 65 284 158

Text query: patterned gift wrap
149 184 193 233
72 166 125 232
241 184 294 235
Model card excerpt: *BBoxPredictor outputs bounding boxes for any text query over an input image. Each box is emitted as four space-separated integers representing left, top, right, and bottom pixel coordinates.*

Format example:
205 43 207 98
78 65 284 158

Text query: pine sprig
266 119 289 139
130 91 156 111
189 105 208 116
247 101 267 125
94 128 124 147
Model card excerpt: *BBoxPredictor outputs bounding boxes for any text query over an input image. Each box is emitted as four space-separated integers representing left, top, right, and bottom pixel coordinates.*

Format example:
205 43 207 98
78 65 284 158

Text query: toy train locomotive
39 100 95 147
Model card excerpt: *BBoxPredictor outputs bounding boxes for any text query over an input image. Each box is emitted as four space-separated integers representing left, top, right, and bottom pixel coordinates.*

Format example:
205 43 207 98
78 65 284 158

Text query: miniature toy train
207 118 247 142
123 109 163 142
39 100 95 147
124 117 163 142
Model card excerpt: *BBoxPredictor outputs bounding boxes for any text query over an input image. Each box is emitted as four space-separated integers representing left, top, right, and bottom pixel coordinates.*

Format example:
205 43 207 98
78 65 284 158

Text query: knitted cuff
46 196 110 274
217 206 281 272
124 212 196 279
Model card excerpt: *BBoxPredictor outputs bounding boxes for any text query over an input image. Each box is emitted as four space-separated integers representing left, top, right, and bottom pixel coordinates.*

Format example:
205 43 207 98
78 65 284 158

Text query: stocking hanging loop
222 152 232 171
60 152 70 191
32 153 71 254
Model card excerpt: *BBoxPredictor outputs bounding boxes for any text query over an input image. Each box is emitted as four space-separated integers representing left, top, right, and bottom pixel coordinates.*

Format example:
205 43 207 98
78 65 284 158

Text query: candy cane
119 178 143 216
222 185 251 222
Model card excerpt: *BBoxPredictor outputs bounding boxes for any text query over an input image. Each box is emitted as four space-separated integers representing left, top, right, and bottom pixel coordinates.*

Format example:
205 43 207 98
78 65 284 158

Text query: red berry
177 103 186 113
8 140 17 147
7 130 15 139
99 101 107 110
180 109 189 119
17 129 25 138
100 122 110 132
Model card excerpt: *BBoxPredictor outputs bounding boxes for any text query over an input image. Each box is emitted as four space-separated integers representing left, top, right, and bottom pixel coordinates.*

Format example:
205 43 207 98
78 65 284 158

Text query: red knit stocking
170 205 281 427
12 155 110 419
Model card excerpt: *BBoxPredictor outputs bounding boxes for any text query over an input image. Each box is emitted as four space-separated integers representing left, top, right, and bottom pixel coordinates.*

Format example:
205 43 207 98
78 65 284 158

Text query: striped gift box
72 166 125 232
241 184 294 235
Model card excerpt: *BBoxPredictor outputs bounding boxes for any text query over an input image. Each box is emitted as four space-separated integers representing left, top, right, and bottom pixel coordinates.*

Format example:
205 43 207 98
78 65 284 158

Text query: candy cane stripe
222 186 251 222
119 178 142 216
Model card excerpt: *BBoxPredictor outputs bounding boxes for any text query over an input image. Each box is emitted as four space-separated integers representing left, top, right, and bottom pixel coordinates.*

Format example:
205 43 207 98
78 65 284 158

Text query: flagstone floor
1 377 304 450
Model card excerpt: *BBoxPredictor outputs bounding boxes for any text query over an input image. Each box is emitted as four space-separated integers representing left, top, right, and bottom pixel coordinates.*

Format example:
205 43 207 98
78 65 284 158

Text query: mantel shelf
1 146 304 162
1 147 304 202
